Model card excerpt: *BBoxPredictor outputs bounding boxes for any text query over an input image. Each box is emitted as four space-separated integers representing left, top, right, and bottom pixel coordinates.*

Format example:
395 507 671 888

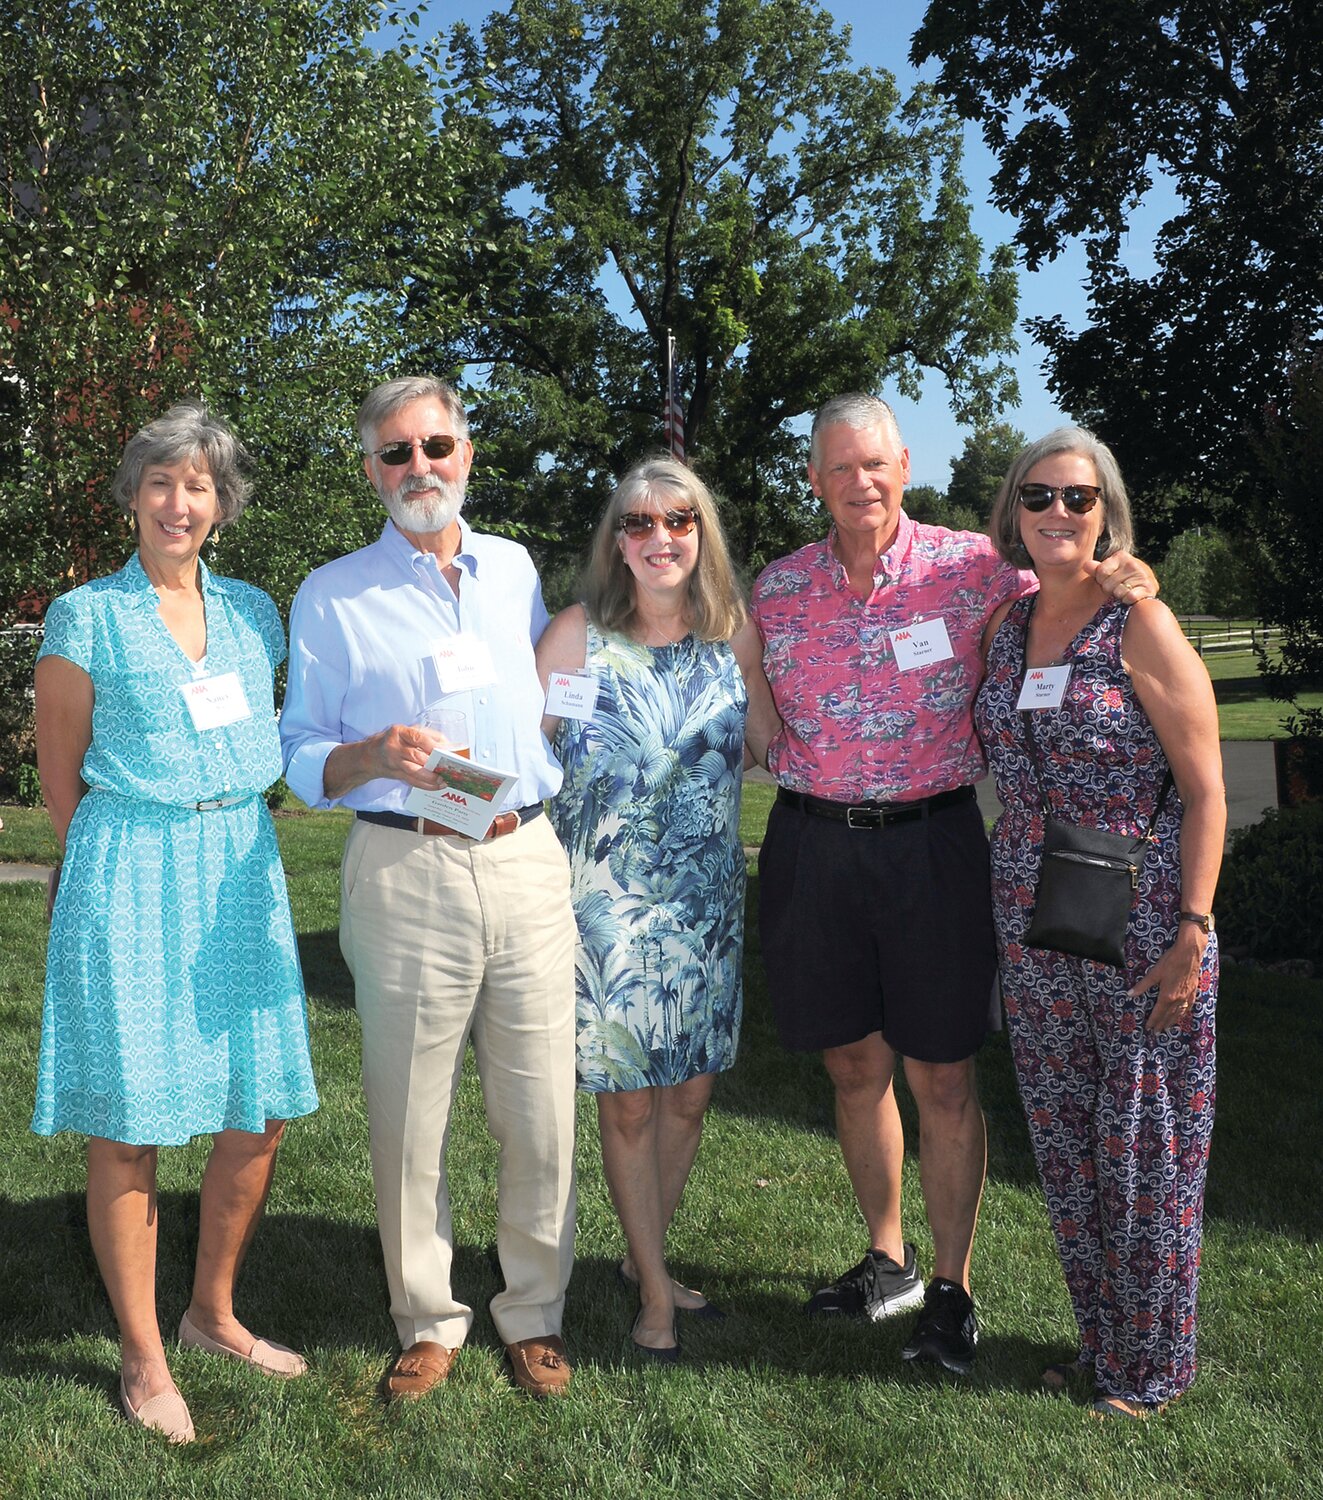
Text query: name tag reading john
889 617 954 672
1016 665 1072 710
179 672 251 731
434 635 497 694
545 671 598 722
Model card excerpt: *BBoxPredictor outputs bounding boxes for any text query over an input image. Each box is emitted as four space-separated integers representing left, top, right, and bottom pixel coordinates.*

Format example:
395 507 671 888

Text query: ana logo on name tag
545 671 598 721
889 617 954 671
1015 664 1071 710
434 634 497 693
179 672 251 731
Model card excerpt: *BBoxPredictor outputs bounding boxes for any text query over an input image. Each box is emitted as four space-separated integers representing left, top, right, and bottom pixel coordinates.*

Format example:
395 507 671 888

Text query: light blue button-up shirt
281 518 562 811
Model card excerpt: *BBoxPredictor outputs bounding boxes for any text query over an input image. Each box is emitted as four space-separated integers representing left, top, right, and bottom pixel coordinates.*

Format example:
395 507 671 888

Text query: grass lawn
0 806 1320 1498
1201 649 1323 740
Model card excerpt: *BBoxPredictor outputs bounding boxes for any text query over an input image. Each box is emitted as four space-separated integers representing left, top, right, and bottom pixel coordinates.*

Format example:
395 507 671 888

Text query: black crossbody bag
1020 708 1173 967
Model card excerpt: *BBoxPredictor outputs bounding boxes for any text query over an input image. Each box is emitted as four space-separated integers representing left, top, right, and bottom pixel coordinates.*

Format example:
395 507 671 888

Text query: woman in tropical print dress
538 458 779 1360
974 428 1223 1419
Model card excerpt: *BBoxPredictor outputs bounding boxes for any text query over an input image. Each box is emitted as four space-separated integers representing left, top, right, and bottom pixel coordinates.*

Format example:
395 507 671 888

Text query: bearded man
281 376 577 1400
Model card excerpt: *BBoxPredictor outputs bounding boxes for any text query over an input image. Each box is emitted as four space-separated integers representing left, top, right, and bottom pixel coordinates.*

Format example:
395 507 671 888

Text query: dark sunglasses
617 508 700 538
1017 483 1102 514
374 434 459 466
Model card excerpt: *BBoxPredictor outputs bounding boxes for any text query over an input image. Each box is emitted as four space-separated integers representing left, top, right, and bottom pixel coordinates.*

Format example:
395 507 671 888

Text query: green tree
1158 529 1219 618
944 420 1025 524
0 0 478 622
904 482 981 534
439 0 1020 572
911 3 1323 528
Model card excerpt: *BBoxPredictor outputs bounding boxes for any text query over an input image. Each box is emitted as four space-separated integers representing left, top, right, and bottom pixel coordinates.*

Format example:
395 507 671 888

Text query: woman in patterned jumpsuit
974 428 1223 1418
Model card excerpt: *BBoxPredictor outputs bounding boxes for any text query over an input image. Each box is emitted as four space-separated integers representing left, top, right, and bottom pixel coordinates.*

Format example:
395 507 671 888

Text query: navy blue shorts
756 791 998 1062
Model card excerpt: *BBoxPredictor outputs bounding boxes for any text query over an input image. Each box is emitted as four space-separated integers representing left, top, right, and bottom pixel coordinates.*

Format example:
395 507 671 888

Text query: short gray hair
810 393 904 467
988 426 1135 567
356 376 469 453
111 401 252 528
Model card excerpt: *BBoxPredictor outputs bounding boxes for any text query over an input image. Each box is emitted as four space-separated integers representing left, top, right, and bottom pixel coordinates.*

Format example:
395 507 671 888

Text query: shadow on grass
297 927 355 1008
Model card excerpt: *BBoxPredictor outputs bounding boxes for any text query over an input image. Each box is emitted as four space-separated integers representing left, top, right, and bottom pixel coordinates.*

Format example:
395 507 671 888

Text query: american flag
664 336 685 462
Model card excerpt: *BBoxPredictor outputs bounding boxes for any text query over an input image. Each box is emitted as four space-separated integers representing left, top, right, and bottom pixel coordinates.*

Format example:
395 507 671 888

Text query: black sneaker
900 1277 979 1376
804 1244 925 1321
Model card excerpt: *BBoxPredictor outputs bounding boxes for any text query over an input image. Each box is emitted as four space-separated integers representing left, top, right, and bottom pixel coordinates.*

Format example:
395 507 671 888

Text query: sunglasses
374 434 459 466
617 508 700 538
1017 483 1102 514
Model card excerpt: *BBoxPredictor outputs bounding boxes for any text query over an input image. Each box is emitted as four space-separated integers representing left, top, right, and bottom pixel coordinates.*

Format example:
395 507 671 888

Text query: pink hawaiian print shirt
752 512 1035 802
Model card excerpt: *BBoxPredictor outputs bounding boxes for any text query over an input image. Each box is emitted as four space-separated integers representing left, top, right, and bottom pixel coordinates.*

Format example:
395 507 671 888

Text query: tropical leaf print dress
550 623 746 1092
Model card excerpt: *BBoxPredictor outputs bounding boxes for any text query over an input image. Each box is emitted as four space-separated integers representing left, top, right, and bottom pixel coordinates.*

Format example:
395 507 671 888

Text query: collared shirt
752 511 1034 802
38 553 286 805
281 518 561 811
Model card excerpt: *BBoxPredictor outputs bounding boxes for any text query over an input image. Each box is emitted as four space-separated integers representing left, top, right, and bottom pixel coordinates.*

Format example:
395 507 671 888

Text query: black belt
356 804 544 840
776 784 976 829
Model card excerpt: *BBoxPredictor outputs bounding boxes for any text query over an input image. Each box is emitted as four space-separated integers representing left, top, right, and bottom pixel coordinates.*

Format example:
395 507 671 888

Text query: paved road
0 741 1283 885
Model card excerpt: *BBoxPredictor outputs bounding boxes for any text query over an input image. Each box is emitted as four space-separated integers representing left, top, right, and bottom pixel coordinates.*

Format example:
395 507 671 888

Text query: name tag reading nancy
889 617 954 671
179 672 251 731
1016 664 1072 710
545 671 598 721
434 634 497 694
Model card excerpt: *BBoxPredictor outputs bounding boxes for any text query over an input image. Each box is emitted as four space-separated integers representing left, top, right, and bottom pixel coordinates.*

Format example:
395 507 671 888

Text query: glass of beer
417 706 470 760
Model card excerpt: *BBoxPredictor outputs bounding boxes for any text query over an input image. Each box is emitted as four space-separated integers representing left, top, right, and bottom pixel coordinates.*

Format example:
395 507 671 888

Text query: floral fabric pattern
549 623 746 1092
974 596 1217 1405
752 513 1030 800
33 558 318 1146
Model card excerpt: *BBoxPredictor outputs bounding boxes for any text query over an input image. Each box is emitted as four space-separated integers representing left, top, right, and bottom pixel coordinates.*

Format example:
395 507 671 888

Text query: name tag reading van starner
1015 664 1072 710
545 671 598 722
404 749 519 839
434 634 498 694
889 617 954 672
179 672 252 731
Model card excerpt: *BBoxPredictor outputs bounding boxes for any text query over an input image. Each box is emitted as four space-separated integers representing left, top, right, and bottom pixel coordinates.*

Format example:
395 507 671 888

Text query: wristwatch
1178 911 1215 934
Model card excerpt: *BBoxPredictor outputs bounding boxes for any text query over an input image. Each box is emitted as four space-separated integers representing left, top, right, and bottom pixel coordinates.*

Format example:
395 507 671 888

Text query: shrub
0 625 42 800
1217 802 1323 967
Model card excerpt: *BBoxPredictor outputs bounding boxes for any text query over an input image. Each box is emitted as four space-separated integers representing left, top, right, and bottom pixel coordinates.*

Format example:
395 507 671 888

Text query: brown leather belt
356 805 544 840
776 784 975 829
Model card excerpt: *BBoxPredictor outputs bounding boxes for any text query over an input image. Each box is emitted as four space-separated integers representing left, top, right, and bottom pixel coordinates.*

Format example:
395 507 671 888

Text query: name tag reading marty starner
404 748 519 839
1015 665 1071 710
545 671 598 722
179 672 252 731
889 617 954 671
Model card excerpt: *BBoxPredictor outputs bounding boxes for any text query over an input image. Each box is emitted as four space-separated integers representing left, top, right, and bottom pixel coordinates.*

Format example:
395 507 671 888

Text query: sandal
1091 1394 1167 1420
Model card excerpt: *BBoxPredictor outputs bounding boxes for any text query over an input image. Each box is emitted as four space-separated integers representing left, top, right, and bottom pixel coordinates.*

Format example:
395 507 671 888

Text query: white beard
381 472 464 534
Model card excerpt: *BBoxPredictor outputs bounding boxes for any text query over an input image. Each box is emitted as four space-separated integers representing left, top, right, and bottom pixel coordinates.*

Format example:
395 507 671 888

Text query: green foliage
1218 803 1323 967
0 627 41 799
1159 529 1256 619
904 483 982 533
440 0 1020 574
0 0 480 619
912 3 1323 534
944 420 1025 524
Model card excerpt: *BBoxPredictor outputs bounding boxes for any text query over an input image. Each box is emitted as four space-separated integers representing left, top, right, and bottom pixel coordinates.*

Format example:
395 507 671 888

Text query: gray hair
111 401 252 528
356 376 469 453
810 393 904 467
582 456 747 642
988 425 1135 567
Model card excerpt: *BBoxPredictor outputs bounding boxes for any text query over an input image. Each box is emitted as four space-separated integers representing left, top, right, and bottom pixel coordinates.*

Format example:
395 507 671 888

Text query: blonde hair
581 457 747 642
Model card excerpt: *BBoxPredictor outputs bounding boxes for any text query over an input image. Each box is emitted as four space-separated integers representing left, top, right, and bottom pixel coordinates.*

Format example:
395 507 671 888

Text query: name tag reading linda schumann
179 672 251 731
1016 664 1071 710
889 617 954 672
545 671 598 722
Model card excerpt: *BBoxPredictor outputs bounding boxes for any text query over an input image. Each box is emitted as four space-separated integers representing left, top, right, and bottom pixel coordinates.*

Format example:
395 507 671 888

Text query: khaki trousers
340 813 577 1349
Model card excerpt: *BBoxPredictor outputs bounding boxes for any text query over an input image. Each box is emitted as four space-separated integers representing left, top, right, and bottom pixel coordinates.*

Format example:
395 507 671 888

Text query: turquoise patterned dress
33 555 318 1146
550 622 747 1092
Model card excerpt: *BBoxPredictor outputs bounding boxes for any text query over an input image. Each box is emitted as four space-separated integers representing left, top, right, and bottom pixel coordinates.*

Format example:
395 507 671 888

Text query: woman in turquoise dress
538 457 779 1359
34 402 318 1443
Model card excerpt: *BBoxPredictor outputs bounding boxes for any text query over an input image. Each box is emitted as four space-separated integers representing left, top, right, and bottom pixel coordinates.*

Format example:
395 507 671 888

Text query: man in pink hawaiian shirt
752 393 1155 1375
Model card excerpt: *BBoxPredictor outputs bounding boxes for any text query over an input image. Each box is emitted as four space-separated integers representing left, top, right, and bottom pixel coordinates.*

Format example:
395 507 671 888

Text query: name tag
1015 664 1071 710
179 672 251 731
434 634 497 693
889 617 954 671
545 671 598 721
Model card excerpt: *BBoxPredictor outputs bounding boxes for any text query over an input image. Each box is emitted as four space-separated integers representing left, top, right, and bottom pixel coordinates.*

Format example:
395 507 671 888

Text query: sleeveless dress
33 555 318 1146
550 622 746 1092
974 596 1217 1406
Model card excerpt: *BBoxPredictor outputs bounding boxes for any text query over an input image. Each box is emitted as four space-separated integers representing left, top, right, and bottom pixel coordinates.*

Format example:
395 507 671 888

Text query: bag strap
1018 709 1173 841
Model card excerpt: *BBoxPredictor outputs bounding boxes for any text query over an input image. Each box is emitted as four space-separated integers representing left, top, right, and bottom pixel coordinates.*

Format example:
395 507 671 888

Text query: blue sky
417 1 1172 488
